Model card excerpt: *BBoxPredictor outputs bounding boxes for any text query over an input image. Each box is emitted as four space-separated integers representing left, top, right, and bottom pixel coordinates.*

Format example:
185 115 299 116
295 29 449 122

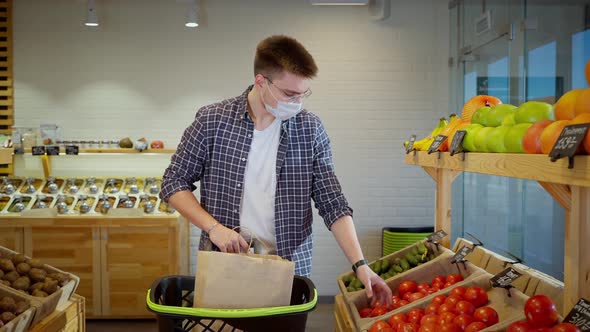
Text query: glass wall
448 0 589 280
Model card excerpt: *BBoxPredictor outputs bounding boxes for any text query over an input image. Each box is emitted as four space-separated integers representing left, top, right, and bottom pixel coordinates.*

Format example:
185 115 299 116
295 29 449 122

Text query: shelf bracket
538 182 571 211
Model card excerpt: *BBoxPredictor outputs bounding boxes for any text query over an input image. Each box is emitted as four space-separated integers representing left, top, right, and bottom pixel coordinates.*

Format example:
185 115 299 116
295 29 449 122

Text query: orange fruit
540 120 570 154
555 89 584 120
574 88 590 116
586 59 590 86
460 95 502 123
438 117 464 152
570 113 590 154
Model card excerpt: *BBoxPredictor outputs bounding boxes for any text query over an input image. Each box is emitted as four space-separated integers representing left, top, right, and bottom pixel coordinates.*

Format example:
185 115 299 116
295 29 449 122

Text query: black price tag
427 135 447 154
427 230 447 242
549 124 589 163
65 145 79 155
450 130 466 156
490 267 522 288
405 135 416 154
452 245 473 263
46 146 60 156
565 298 590 331
31 146 46 156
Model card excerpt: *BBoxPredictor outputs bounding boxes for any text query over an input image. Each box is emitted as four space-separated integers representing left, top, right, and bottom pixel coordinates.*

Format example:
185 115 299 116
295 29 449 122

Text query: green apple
514 101 555 124
501 113 516 126
462 123 484 152
471 106 492 126
486 126 511 153
487 104 517 127
504 123 533 153
474 127 495 152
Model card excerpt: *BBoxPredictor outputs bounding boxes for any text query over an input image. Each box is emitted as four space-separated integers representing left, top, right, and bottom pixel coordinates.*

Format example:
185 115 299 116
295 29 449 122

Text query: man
160 35 391 305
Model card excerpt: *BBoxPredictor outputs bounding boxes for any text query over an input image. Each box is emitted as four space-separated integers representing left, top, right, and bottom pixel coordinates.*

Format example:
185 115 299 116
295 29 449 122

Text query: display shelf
404 150 590 315
22 148 176 154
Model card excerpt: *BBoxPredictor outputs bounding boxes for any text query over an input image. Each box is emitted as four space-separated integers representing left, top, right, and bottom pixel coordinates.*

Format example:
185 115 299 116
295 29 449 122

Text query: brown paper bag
193 250 295 309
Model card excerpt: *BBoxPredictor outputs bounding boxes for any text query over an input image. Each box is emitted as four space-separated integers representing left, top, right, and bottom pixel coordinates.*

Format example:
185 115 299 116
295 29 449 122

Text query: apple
474 127 495 152
555 89 584 120
487 104 517 127
150 140 165 149
462 124 484 152
514 101 555 124
523 120 553 154
461 95 503 123
504 123 533 153
471 106 492 126
502 113 516 126
487 126 511 153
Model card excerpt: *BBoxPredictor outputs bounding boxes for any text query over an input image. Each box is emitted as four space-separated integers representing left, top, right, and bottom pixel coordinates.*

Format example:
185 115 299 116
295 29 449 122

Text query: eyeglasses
265 76 312 103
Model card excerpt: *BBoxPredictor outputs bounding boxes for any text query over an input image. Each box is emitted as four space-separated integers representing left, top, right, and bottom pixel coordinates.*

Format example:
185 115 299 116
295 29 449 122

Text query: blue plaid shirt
160 86 353 276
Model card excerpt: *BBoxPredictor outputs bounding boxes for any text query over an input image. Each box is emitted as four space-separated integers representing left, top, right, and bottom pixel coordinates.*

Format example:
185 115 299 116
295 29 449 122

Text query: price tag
46 146 60 156
427 230 447 242
65 145 79 155
427 135 447 154
490 267 522 288
549 124 589 162
405 135 416 154
565 298 590 331
31 146 46 156
450 130 466 156
452 245 473 263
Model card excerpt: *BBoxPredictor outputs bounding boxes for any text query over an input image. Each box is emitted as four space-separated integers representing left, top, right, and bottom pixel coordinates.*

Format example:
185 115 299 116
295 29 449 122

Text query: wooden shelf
22 148 176 154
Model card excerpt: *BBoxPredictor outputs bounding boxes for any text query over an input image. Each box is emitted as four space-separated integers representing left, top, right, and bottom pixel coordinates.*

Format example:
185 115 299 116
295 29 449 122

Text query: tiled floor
86 303 334 332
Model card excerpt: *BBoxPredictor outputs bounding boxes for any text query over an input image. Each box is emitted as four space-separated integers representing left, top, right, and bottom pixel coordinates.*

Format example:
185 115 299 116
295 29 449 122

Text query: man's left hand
355 265 392 307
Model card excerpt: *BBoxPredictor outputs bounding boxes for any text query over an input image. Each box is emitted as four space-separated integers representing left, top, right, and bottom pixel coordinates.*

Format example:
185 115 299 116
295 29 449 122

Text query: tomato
446 274 464 284
432 275 446 285
445 295 463 307
439 323 462 332
453 314 475 330
524 295 559 327
403 292 413 302
507 321 533 332
532 328 553 332
473 306 499 327
418 322 438 332
424 303 440 315
408 292 426 303
421 314 440 325
392 295 401 303
398 322 420 332
450 286 467 298
464 286 489 307
438 303 456 314
439 311 457 324
443 282 453 288
370 306 388 317
417 283 430 292
455 300 476 315
398 300 409 307
398 281 418 296
432 281 445 289
407 309 425 324
369 321 391 332
464 322 488 332
388 313 406 327
552 323 581 332
432 295 447 306
359 307 372 318
426 288 438 295
372 301 383 309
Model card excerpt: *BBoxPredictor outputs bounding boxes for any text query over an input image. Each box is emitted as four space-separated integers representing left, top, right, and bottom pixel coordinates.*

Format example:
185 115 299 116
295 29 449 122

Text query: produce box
452 238 492 269
337 240 453 294
360 273 531 332
346 253 486 330
0 286 38 332
0 247 80 325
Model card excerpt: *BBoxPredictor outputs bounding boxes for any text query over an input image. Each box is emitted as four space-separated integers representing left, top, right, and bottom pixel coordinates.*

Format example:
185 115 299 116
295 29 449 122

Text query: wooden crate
334 294 353 332
29 294 85 332
0 286 37 332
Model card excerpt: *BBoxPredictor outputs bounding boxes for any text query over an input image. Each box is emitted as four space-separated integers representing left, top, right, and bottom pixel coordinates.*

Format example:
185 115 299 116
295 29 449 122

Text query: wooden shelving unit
404 151 590 315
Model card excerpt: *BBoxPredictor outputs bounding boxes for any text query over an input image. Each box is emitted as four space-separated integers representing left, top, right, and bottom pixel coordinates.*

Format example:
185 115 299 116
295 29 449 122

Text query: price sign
31 146 46 156
490 267 522 288
427 230 447 242
452 245 473 263
450 130 466 156
549 124 589 162
405 135 416 154
65 145 79 155
46 146 60 156
565 298 590 331
427 135 447 154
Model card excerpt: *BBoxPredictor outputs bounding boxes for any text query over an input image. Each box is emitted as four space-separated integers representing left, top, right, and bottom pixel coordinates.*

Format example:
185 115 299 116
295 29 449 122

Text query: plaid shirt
160 86 353 276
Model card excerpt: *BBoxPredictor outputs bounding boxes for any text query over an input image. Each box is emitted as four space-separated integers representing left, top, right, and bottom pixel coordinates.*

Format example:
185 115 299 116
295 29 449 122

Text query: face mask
261 84 303 121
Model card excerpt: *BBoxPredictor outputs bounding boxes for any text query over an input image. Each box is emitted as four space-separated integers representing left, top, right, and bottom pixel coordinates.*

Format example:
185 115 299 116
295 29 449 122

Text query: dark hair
254 35 318 79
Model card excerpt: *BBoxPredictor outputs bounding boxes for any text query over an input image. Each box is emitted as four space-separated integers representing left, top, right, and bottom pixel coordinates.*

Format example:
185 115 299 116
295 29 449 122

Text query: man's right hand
208 224 250 253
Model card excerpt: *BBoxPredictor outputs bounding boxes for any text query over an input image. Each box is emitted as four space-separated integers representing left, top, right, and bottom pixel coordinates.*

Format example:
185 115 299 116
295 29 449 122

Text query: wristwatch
352 259 369 273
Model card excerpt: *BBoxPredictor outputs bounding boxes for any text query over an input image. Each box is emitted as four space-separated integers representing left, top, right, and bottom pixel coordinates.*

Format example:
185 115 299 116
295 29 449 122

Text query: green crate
382 226 434 256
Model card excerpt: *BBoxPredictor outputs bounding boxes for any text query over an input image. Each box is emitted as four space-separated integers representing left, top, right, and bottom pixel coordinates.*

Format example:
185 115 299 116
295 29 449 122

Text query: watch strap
352 259 369 273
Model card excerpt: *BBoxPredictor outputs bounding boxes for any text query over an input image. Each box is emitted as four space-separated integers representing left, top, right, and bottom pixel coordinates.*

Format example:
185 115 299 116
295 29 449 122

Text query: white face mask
261 83 303 121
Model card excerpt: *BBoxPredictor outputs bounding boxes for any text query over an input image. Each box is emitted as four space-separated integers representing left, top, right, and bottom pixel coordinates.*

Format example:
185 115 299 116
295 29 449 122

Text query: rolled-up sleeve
311 119 353 230
160 110 209 202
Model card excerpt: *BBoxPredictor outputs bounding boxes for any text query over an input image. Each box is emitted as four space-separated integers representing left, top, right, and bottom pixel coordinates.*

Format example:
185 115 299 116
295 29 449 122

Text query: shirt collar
239 85 291 131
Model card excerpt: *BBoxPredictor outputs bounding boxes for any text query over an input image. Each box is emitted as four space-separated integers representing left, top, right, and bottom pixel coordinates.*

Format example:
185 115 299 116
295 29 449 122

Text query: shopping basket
146 275 317 332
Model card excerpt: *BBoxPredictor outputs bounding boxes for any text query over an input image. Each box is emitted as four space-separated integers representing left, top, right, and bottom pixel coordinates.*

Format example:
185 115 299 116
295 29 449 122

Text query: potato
16 262 31 275
0 297 16 313
0 312 15 324
28 268 47 282
15 301 29 315
11 254 27 266
32 289 48 298
0 259 15 272
2 271 19 283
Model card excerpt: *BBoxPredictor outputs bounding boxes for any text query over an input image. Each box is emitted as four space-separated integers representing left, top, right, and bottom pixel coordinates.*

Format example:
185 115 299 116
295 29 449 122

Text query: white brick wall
13 0 449 296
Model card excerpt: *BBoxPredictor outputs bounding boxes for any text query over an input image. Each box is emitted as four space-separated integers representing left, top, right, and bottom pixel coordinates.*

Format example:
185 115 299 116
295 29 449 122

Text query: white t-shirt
239 118 282 254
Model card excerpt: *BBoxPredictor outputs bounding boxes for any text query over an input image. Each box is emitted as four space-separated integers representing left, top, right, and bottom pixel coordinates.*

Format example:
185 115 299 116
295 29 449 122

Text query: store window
526 41 558 101
572 29 590 89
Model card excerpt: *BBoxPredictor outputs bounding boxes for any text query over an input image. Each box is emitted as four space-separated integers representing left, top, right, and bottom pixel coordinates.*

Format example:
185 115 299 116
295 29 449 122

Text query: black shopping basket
146 275 317 332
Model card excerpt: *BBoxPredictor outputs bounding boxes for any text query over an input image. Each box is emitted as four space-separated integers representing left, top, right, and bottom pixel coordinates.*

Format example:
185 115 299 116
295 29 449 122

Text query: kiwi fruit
0 259 15 272
16 262 30 275
43 279 59 295
12 276 30 291
29 268 47 282
32 289 48 298
11 254 26 266
29 282 44 292
0 312 15 324
15 301 29 315
2 271 18 283
26 258 43 269
0 297 16 312
49 272 69 287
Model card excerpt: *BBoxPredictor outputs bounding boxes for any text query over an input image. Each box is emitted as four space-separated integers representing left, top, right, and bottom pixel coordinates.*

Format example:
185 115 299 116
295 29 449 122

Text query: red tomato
446 274 464 284
450 286 467 298
433 281 445 289
398 322 420 332
432 275 446 285
370 306 388 317
407 309 425 324
408 292 426 303
439 311 457 324
438 303 457 314
455 300 476 315
398 300 410 307
426 288 438 295
552 323 582 332
421 314 440 325
398 281 418 296
417 283 430 292
445 295 463 307
418 322 438 332
524 295 559 327
425 303 440 315
453 314 475 330
388 313 407 327
369 321 391 332
403 292 413 302
464 322 488 332
381 329 395 332
392 295 401 303
439 323 462 332
473 306 499 327
533 328 553 332
506 320 533 332
443 282 453 288
463 286 489 307
359 307 372 318
372 301 383 309
432 295 447 306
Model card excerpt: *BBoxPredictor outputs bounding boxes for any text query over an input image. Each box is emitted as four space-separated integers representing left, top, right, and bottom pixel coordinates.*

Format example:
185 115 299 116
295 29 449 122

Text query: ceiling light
308 0 369 5
85 0 99 27
185 0 199 28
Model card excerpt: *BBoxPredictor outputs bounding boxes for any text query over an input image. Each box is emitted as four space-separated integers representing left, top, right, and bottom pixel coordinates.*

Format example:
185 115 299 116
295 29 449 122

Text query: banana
404 117 448 151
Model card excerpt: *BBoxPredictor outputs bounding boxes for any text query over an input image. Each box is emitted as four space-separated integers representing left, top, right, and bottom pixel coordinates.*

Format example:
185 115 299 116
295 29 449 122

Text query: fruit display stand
28 294 85 332
404 151 589 315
